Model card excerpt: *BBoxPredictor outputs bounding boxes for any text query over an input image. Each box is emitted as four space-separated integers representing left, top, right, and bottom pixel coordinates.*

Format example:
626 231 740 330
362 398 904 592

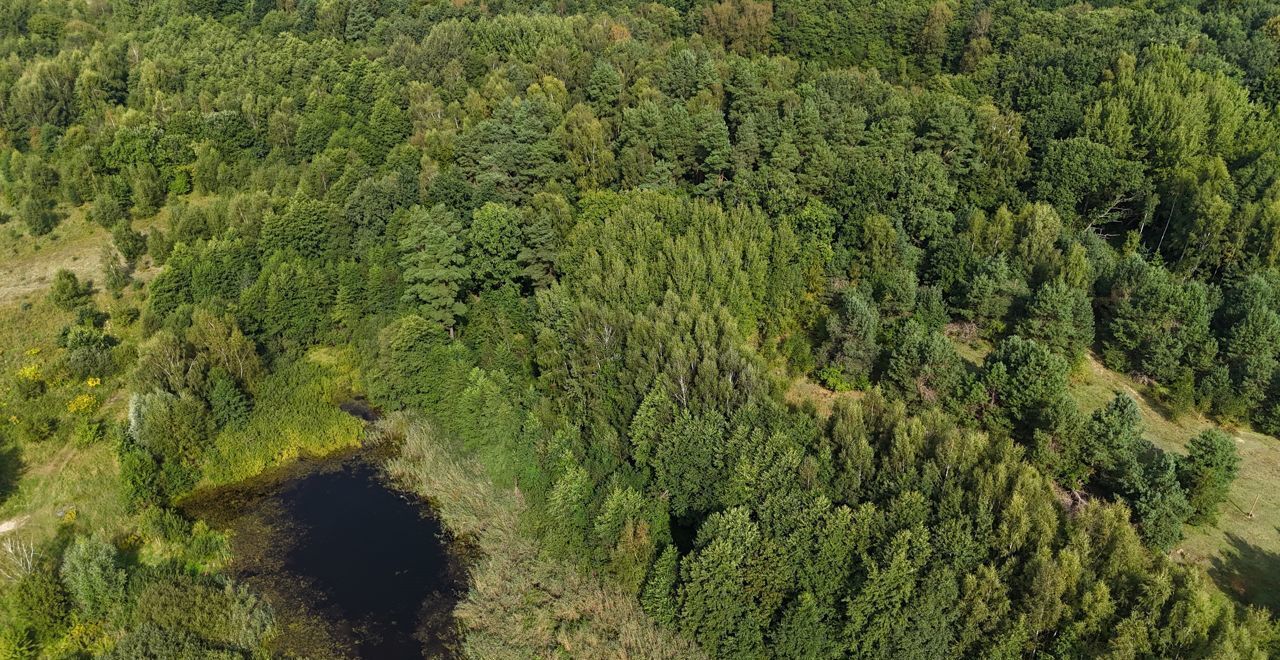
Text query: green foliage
982 335 1070 437
9 562 69 647
129 571 273 653
1178 429 1241 525
1130 448 1193 551
200 351 363 487
399 205 468 329
1102 256 1218 394
5 0 1280 655
48 269 91 310
111 222 147 264
883 325 969 411
1016 281 1094 361
641 545 680 627
128 392 210 501
260 199 342 261
59 535 126 621
819 288 879 388
467 202 524 290
207 372 251 431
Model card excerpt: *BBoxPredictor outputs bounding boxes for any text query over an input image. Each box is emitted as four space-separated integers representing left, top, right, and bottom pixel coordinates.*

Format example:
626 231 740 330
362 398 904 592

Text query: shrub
12 564 70 646
60 536 127 621
49 270 92 311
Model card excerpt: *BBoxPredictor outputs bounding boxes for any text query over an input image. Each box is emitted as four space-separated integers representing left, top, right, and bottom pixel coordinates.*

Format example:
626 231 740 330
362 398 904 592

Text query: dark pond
182 450 465 659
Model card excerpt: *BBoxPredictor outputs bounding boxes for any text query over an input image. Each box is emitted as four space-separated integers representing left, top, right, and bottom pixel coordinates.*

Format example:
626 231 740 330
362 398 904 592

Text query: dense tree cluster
2 0 1279 656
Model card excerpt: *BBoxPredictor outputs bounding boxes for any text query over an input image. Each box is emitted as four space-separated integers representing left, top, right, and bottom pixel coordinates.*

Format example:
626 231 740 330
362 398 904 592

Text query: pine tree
1132 448 1192 550
819 288 880 390
399 205 468 332
641 545 680 627
1177 429 1240 524
1088 393 1145 491
344 0 374 42
1016 280 1094 361
982 335 1070 437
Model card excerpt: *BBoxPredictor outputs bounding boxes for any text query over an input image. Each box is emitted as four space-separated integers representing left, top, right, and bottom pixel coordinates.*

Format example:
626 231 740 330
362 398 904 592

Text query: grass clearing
0 265 145 548
783 376 864 418
0 214 152 549
0 211 108 306
0 439 126 543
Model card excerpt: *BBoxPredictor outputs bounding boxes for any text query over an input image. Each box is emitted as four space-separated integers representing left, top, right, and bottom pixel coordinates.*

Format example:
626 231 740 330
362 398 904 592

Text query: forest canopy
3 0 1280 657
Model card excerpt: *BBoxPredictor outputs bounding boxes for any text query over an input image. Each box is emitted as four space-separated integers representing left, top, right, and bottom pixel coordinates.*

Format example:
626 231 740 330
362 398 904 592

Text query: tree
1088 393 1145 490
545 456 594 557
819 288 880 390
983 336 1070 437
399 205 468 331
642 545 680 627
884 325 969 410
1102 256 1217 410
1130 448 1192 550
128 162 164 217
111 221 147 264
1177 429 1240 525
344 0 374 42
19 195 59 236
89 189 128 228
467 202 523 290
128 392 211 500
702 0 773 55
368 97 410 158
260 199 342 260
678 508 774 658
13 563 69 647
101 245 132 295
207 371 251 430
1016 281 1094 361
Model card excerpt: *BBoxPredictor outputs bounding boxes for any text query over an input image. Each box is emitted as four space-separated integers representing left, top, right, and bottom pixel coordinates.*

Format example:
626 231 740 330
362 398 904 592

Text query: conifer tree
399 205 468 332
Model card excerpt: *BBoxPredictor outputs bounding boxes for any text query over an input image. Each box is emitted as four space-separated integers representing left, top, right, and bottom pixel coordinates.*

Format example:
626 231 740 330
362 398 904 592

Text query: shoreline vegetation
380 413 706 659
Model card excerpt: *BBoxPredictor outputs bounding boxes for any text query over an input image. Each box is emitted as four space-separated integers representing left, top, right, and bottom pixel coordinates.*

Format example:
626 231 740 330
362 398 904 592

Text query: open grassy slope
0 212 107 306
948 334 1280 611
0 217 134 544
1070 355 1280 611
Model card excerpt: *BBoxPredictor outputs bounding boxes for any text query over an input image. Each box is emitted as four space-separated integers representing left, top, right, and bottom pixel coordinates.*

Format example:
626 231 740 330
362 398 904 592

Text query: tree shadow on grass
1207 530 1280 613
0 439 21 506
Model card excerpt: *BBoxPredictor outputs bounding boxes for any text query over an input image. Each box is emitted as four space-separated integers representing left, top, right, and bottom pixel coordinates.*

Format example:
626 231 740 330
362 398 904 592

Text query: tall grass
198 349 364 488
379 413 704 659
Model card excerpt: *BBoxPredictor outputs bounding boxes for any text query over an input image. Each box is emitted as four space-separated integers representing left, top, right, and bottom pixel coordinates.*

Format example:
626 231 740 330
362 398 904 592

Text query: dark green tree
1177 429 1240 525
399 205 468 332
467 202 523 290
1016 281 1094 361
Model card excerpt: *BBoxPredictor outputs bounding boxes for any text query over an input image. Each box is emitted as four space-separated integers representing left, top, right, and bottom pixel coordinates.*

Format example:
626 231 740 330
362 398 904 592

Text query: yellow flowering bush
85 377 101 388
14 364 46 399
67 393 97 414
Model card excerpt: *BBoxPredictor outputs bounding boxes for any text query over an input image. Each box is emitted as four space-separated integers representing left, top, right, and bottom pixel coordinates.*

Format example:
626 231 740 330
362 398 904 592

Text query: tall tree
399 205 468 332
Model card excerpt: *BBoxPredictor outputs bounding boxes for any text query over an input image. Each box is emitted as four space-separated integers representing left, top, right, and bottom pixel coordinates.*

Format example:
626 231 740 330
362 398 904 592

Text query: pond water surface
182 450 465 658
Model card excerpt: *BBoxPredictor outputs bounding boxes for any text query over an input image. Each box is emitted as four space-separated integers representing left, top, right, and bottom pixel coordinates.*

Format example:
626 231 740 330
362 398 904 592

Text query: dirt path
0 515 29 534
